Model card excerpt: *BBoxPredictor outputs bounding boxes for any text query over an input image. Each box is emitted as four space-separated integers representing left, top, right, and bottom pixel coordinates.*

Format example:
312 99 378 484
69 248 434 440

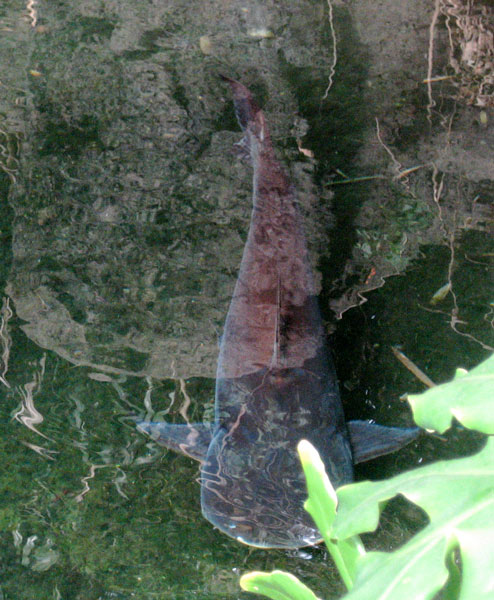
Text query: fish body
137 77 418 548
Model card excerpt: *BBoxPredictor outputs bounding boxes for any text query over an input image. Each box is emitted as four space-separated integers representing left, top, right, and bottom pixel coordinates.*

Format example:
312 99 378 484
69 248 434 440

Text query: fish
136 76 419 549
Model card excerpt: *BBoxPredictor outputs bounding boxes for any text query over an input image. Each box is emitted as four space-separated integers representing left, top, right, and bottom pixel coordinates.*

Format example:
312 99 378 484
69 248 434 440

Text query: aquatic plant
240 353 494 600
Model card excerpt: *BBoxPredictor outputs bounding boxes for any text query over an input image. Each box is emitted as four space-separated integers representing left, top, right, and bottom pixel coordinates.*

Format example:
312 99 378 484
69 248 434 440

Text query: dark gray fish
137 77 419 548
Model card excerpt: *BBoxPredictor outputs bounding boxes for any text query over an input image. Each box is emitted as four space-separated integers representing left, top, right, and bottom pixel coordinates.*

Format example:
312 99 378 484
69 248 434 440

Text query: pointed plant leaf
408 354 494 434
340 527 452 599
240 570 321 600
298 439 338 536
441 546 462 600
298 440 365 589
339 530 450 600
334 437 494 538
332 439 494 600
456 527 494 599
339 489 494 600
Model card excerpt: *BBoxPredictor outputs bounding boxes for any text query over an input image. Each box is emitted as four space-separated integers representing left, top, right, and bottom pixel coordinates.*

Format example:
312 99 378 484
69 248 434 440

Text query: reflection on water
0 0 493 598
12 355 52 440
0 296 13 388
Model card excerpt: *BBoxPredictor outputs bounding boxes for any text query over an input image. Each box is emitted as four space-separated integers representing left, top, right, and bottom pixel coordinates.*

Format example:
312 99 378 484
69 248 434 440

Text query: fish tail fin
220 75 269 157
220 74 261 131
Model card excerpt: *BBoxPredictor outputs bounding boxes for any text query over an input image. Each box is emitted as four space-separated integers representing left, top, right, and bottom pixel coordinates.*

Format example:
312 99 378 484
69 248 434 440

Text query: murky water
1 0 493 599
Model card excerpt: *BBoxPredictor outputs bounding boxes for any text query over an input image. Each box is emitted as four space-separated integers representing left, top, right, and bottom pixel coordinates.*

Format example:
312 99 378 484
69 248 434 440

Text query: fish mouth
231 528 322 550
202 503 322 549
200 463 321 548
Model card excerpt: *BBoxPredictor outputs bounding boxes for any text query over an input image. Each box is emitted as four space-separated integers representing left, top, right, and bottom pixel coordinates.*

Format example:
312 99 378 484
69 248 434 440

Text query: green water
1 0 493 599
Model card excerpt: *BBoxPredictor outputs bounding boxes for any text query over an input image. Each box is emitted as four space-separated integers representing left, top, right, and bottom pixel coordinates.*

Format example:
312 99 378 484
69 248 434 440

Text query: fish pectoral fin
136 420 213 462
347 420 420 464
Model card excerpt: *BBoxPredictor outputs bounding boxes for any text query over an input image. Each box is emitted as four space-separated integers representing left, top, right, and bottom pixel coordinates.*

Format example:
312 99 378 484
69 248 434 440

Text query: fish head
199 423 322 548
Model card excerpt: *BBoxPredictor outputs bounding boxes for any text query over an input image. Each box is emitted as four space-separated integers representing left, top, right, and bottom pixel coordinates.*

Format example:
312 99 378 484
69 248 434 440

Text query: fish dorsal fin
347 420 420 464
254 109 267 142
136 421 213 462
270 273 282 370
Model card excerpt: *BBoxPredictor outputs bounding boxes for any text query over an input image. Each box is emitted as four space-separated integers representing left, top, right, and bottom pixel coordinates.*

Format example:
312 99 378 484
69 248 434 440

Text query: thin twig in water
394 164 428 179
432 163 446 232
447 230 494 351
375 118 404 178
328 174 387 186
26 0 38 27
322 0 338 100
427 0 442 124
422 75 455 83
428 172 494 351
392 347 436 388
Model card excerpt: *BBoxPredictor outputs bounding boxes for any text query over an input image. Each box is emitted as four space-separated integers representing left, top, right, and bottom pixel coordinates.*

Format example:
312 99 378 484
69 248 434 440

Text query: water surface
0 0 493 598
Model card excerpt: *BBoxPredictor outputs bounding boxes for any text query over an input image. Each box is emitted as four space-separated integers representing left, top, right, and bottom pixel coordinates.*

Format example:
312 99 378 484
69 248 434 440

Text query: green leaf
240 570 321 600
338 491 494 600
298 440 365 589
339 531 451 600
442 547 461 600
408 354 494 434
297 439 338 537
332 438 494 599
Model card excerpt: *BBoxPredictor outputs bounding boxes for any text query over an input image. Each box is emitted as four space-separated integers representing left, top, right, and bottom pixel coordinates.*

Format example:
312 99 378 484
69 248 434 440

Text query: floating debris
441 0 494 107
199 35 213 55
87 371 114 382
392 347 436 389
247 28 275 39
430 282 452 305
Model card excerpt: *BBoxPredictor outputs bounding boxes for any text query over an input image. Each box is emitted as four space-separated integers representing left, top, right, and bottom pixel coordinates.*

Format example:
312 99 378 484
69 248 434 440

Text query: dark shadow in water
0 172 13 290
280 7 370 295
